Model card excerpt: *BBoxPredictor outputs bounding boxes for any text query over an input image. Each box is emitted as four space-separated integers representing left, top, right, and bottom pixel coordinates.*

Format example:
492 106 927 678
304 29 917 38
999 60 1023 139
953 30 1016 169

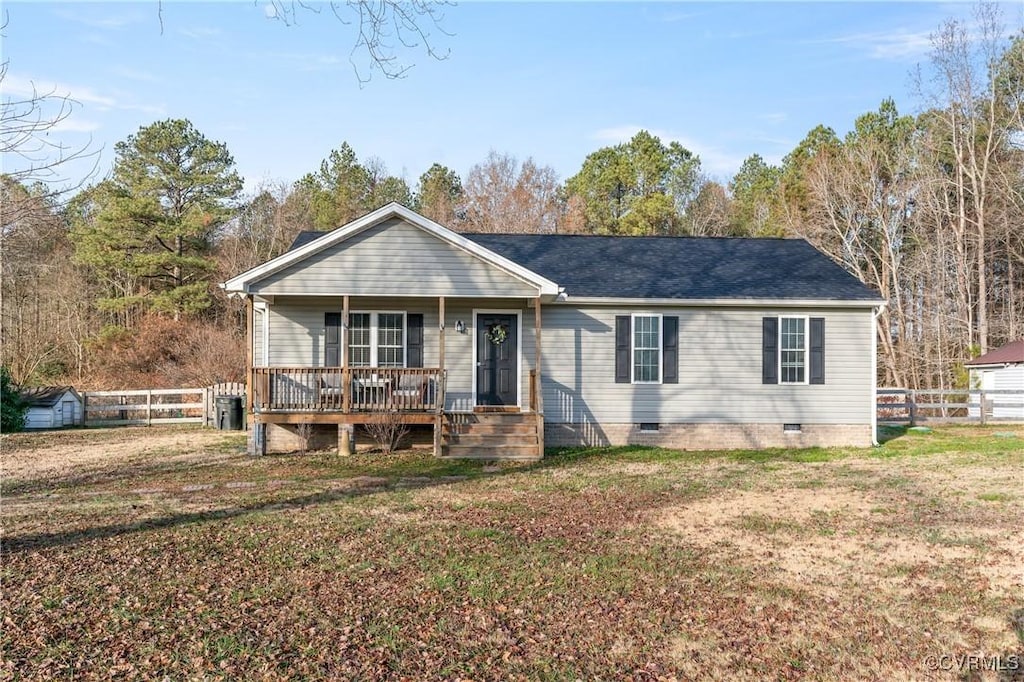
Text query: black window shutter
762 317 778 384
407 313 424 368
662 316 679 384
809 317 825 384
325 312 341 366
615 316 631 383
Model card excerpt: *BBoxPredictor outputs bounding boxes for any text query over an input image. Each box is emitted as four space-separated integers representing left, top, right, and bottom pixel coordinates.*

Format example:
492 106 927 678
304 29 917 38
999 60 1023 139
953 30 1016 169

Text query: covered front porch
223 204 563 459
243 294 547 458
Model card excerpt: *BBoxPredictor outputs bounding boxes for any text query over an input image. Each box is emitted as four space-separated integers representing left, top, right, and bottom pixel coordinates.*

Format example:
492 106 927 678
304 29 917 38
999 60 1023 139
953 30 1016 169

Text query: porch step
443 423 536 436
445 433 537 447
441 412 541 460
441 444 541 460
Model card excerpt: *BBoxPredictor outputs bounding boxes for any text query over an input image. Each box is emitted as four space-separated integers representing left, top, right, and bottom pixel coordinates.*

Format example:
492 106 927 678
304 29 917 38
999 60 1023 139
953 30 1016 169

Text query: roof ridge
464 232 799 241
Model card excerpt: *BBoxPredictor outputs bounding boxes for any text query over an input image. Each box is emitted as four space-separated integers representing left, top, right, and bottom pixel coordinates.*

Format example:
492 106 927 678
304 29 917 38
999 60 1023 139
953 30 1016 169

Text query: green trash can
216 395 243 430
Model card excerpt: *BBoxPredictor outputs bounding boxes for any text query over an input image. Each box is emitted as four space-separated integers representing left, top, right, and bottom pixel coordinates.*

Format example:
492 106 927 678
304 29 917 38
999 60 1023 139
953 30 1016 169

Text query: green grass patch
976 492 1013 502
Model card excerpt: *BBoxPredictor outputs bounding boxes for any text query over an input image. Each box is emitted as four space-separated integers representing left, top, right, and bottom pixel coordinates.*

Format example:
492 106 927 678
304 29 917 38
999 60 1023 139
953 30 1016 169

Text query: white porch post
534 297 544 456
434 296 446 457
245 296 254 422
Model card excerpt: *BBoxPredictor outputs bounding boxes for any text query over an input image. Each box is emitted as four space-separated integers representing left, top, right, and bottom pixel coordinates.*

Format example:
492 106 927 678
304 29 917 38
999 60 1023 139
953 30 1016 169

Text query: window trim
778 315 809 385
631 312 663 384
348 310 407 368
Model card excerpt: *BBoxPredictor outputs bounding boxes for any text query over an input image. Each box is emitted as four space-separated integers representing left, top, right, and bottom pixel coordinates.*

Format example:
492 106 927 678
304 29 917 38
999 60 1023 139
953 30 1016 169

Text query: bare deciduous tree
460 151 562 233
915 3 1019 354
1 15 99 221
250 1 452 84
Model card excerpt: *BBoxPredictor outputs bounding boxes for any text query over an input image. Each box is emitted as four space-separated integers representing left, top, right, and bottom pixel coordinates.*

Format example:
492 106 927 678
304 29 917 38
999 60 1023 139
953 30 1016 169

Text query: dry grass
2 424 1022 680
1 425 242 483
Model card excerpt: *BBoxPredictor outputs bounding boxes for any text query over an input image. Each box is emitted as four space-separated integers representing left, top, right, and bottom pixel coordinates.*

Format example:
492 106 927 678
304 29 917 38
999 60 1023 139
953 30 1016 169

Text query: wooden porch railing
252 367 445 413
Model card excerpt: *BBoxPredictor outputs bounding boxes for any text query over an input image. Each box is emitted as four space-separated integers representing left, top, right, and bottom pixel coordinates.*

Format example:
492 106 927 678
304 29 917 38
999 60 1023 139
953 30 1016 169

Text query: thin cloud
51 118 101 134
111 66 158 83
811 28 933 60
255 50 346 72
179 26 223 40
82 34 116 48
3 74 165 117
659 10 706 24
52 8 142 30
3 74 117 109
758 112 788 125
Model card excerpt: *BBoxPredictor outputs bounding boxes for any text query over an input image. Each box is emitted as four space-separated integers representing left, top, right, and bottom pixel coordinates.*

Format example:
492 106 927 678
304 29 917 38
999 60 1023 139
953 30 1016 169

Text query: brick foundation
544 422 873 450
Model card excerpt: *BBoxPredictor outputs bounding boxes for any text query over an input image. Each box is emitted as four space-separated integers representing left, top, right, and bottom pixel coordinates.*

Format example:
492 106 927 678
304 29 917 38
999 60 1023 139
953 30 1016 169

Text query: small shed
21 386 84 429
965 340 1024 420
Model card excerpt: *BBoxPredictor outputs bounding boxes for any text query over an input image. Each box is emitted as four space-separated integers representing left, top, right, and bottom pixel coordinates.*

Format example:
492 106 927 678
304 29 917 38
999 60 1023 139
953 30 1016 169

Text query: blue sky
3 2 991 195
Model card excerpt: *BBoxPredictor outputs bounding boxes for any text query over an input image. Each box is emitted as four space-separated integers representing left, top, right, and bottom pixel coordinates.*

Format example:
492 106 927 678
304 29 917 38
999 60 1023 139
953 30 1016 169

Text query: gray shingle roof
20 386 79 407
288 231 881 301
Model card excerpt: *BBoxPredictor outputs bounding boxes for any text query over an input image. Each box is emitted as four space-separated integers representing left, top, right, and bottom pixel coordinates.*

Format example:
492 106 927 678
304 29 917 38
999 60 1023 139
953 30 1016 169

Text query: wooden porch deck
247 367 543 459
252 367 445 415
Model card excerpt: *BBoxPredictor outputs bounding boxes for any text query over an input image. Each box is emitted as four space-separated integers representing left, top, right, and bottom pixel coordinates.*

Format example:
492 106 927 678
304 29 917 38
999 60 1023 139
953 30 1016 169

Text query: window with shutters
779 316 807 384
348 312 406 367
632 314 662 383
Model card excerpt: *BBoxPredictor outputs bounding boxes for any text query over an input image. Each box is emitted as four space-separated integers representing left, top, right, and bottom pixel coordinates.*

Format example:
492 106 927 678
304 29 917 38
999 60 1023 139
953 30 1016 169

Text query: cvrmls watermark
923 653 1020 673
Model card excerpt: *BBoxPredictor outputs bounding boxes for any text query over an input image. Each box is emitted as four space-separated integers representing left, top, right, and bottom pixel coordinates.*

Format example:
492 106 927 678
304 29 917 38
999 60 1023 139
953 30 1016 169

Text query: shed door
61 400 75 426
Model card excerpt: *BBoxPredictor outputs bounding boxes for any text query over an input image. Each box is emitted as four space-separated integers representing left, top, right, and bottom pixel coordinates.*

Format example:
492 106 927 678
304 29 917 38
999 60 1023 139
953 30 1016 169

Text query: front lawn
2 425 1022 680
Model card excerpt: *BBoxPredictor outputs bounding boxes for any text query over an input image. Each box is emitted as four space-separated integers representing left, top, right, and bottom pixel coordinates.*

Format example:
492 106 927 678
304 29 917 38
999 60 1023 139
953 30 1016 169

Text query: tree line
2 5 1021 392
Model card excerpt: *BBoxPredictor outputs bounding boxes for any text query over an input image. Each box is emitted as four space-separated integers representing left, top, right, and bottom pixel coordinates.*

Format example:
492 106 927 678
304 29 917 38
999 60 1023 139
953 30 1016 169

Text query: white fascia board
221 203 559 296
243 293 550 302
552 296 887 308
964 362 1017 369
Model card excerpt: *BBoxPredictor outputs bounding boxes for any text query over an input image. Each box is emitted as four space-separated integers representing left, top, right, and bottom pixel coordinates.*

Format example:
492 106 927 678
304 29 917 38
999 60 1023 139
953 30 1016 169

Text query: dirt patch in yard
1 426 244 486
654 463 1023 599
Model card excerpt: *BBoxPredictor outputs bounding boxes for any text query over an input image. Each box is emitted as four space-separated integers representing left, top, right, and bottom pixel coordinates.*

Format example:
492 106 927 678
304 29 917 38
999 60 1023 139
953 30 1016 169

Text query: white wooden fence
877 388 1024 425
83 383 246 427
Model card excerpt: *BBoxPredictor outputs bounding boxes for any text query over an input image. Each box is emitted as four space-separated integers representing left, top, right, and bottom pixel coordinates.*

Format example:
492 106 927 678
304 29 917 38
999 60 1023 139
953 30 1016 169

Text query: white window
348 312 405 367
632 314 661 383
779 316 807 384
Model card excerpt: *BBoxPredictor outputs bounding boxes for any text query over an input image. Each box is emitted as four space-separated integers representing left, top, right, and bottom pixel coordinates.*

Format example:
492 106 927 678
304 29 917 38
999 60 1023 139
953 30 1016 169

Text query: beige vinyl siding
264 296 535 412
540 305 874 425
253 219 539 298
442 301 535 412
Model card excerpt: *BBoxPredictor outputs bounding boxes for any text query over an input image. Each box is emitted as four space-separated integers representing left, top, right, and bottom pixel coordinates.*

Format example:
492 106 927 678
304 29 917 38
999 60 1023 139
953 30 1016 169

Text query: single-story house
20 386 84 429
223 203 886 458
965 339 1024 420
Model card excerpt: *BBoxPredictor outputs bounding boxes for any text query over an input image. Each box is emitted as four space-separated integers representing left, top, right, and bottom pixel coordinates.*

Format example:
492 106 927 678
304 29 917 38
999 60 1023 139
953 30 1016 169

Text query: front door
476 313 518 407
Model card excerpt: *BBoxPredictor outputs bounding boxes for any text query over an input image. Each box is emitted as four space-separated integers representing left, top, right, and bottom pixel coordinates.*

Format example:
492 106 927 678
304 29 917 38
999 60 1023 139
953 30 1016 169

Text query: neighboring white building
965 340 1024 420
21 386 84 429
